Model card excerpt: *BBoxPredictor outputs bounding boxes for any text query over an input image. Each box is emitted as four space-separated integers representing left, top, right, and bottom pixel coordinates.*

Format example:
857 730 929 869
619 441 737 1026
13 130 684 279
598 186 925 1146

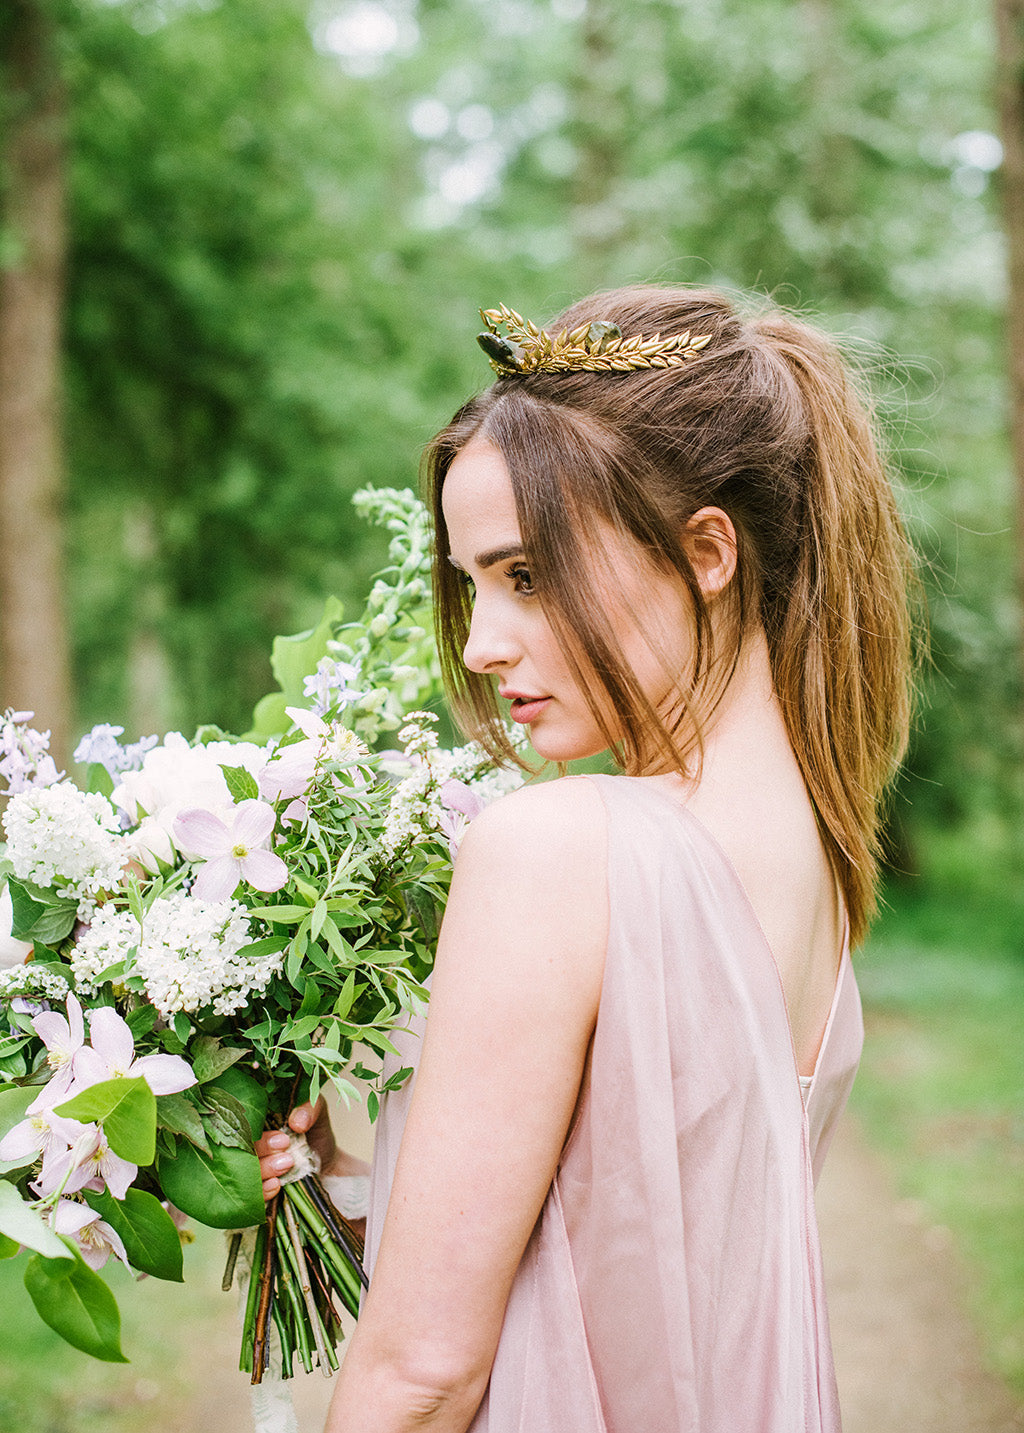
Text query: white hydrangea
2 782 127 915
73 891 281 1019
0 962 71 1004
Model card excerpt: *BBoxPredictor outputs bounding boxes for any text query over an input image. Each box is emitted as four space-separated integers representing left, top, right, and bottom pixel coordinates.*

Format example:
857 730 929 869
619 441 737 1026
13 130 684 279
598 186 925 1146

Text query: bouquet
0 489 522 1380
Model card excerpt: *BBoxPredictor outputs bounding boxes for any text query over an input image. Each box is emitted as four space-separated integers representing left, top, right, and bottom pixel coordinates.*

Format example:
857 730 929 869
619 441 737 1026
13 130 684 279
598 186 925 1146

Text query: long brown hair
426 285 918 944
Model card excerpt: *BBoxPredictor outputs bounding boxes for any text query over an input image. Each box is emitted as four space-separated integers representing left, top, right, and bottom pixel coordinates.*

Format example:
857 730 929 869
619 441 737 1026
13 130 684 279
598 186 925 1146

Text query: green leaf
5 878 44 938
221 764 259 802
208 1067 267 1142
172 1012 192 1044
24 1252 128 1362
84 1187 183 1282
367 1090 379 1123
6 878 78 945
56 1077 156 1165
125 1004 158 1041
83 762 115 798
155 1091 210 1151
0 1182 74 1259
0 1230 18 1259
155 1141 265 1228
0 1084 36 1142
253 904 313 923
334 971 357 1020
191 1036 246 1085
200 1088 253 1149
0 1086 40 1173
125 875 145 928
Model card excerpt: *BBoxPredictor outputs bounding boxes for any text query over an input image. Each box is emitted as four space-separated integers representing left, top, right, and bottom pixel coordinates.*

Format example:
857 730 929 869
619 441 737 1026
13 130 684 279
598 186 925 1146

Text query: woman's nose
462 599 519 674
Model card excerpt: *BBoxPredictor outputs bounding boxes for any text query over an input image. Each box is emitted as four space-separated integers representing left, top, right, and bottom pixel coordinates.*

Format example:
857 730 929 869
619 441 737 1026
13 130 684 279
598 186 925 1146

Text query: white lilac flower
0 710 61 793
2 782 127 915
73 723 158 784
173 800 287 902
0 963 71 1005
51 1199 129 1271
68 904 140 996
0 881 33 968
74 890 280 1019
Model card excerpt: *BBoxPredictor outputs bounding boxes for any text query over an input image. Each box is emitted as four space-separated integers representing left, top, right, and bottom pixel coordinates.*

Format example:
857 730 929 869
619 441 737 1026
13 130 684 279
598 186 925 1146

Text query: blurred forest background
1 0 1022 1421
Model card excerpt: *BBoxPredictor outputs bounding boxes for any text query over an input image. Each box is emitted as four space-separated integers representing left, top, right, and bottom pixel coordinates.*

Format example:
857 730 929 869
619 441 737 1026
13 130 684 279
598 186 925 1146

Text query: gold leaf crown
477 304 712 375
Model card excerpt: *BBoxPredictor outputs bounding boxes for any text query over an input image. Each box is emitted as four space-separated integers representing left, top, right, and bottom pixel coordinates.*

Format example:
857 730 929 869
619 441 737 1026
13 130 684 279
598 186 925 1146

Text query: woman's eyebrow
447 544 525 572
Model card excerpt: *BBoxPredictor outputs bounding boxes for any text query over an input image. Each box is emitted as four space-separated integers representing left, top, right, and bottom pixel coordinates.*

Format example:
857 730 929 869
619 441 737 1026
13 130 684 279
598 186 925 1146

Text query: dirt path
817 1115 1024 1433
176 1114 1023 1433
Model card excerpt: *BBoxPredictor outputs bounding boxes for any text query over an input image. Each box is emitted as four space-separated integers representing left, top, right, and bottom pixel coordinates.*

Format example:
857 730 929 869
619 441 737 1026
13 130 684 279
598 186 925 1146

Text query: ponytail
752 316 917 941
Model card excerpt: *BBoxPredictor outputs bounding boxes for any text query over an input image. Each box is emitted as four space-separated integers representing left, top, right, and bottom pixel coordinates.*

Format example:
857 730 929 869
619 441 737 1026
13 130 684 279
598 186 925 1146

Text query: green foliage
24 1252 128 1363
83 1189 184 1284
50 0 1016 867
56 1077 157 1166
154 1140 265 1230
0 1184 75 1261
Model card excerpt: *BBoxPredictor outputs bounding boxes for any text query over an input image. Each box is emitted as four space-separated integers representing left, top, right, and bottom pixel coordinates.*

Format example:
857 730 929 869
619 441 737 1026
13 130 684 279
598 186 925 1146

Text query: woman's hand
255 1098 370 1200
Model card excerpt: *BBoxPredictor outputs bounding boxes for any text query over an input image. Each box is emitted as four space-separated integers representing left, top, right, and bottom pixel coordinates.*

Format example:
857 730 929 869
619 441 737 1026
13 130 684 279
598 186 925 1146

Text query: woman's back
364 773 862 1432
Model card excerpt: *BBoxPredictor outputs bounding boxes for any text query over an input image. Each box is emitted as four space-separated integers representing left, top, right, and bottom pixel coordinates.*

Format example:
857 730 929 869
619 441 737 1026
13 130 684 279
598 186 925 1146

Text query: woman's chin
524 726 609 766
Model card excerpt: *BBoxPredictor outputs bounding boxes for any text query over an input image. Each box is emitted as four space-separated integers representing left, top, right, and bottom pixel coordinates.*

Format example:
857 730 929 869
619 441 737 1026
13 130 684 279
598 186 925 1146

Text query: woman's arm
325 777 608 1433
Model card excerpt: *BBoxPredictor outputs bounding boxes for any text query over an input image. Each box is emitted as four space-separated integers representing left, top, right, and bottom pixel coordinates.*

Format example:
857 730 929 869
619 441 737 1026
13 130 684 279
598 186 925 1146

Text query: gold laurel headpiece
477 304 712 376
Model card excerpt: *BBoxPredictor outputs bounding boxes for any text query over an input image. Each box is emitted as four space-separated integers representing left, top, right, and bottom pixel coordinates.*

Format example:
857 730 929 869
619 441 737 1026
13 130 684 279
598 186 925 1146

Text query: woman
257 285 916 1432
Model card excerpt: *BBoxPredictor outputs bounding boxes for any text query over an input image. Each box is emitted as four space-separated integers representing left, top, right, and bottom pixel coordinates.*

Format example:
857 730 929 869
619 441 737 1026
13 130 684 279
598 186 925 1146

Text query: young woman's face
441 439 696 766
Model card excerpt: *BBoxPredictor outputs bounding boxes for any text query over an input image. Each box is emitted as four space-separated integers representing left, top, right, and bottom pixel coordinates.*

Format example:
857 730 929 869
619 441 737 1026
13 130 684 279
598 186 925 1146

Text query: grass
853 833 1024 1392
0 1225 243 1433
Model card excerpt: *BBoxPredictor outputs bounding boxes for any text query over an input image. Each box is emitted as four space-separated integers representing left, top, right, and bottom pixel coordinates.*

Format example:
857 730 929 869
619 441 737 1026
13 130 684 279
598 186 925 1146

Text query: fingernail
268 1133 289 1151
271 1154 292 1173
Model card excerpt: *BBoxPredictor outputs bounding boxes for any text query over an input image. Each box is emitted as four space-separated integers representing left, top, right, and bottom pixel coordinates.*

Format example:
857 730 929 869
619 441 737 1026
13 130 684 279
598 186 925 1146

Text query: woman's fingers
287 1098 323 1134
255 1098 336 1200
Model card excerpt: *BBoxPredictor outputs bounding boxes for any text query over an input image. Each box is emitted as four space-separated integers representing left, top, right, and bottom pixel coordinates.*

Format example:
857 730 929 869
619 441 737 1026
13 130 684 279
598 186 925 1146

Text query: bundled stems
241 1176 366 1382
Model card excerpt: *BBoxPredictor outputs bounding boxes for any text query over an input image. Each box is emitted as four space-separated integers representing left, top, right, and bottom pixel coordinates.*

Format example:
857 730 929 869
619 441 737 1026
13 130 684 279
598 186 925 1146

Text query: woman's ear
682 507 738 598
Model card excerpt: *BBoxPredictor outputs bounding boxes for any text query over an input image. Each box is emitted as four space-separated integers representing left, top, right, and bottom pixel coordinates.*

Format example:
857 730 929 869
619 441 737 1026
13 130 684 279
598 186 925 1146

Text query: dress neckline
592 773 852 1098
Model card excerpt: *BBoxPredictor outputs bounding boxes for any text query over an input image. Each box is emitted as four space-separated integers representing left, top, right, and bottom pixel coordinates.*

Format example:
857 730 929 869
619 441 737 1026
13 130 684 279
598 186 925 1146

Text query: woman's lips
508 696 551 724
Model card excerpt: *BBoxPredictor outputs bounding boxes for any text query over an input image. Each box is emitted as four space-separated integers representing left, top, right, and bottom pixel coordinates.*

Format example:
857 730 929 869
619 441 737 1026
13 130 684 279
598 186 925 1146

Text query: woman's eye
507 564 535 595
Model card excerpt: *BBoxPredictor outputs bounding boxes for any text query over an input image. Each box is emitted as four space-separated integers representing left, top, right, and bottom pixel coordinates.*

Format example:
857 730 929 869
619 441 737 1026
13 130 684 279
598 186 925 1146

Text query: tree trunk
995 0 1024 676
0 1 71 762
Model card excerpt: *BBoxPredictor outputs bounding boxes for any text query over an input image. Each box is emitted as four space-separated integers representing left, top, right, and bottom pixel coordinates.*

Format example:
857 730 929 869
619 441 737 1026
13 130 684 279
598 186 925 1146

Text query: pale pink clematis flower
173 799 287 902
46 1124 137 1201
51 1198 129 1270
71 1006 195 1097
0 1105 91 1189
438 779 486 860
259 708 369 813
30 993 87 1102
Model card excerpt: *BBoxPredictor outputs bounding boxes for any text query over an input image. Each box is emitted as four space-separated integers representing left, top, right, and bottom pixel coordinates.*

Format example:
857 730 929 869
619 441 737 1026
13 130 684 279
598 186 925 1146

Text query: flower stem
281 1190 334 1377
250 1197 279 1384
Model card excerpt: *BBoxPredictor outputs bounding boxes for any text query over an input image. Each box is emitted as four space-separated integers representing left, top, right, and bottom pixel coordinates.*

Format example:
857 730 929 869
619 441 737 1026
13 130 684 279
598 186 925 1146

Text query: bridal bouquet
0 489 522 1377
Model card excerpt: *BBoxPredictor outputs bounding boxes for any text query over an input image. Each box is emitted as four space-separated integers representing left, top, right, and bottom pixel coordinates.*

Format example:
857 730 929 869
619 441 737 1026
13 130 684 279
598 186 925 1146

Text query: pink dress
365 774 863 1432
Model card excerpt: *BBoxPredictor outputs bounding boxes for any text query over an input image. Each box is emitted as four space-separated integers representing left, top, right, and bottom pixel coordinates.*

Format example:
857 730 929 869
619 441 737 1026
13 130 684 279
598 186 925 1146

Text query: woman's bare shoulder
458 775 607 870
